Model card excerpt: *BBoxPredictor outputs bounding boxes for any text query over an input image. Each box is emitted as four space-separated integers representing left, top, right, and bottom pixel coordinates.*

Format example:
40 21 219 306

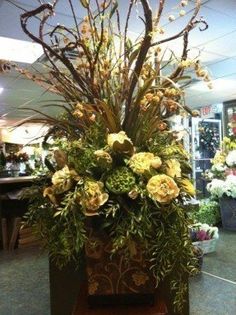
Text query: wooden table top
0 176 35 184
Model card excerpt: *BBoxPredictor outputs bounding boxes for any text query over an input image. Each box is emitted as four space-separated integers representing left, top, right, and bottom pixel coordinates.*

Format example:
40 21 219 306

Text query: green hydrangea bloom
105 167 136 194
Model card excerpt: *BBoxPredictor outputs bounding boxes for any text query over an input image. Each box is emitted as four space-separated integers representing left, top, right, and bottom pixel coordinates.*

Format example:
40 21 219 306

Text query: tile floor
0 230 235 315
190 230 236 315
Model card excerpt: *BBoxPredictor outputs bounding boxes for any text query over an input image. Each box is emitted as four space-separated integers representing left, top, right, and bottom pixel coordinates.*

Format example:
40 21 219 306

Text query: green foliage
148 205 198 312
147 132 188 161
191 199 221 225
23 183 86 268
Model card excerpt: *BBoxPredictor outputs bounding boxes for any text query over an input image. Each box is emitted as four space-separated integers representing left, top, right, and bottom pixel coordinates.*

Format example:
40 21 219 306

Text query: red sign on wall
200 105 214 118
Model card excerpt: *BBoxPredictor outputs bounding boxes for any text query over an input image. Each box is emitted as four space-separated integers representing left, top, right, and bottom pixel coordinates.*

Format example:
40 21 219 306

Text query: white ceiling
0 0 236 126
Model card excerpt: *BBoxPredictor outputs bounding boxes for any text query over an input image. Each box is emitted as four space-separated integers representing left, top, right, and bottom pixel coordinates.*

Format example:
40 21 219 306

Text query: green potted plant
191 199 221 226
207 137 236 230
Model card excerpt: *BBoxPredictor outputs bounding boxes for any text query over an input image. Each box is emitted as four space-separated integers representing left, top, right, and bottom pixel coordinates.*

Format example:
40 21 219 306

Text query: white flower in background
226 150 236 167
210 227 219 239
224 175 236 198
207 178 226 198
204 169 214 180
211 164 226 173
207 175 236 198
200 223 211 232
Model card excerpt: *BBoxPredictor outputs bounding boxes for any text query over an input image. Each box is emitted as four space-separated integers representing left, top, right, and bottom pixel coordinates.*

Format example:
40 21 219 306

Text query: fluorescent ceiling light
0 36 43 64
189 79 236 92
0 87 3 94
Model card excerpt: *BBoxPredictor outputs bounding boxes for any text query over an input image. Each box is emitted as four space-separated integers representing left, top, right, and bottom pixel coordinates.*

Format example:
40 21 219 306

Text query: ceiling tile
198 31 236 58
206 0 236 19
206 57 236 79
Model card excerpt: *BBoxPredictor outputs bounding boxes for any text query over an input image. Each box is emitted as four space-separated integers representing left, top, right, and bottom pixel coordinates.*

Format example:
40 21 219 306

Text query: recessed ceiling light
0 87 3 94
0 36 43 64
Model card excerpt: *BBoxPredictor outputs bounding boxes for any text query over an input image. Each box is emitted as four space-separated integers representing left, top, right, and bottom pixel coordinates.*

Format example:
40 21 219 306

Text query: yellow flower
129 152 162 175
211 151 226 165
77 180 108 216
165 159 181 178
146 174 180 203
223 137 230 144
178 178 195 196
107 131 133 155
52 165 78 193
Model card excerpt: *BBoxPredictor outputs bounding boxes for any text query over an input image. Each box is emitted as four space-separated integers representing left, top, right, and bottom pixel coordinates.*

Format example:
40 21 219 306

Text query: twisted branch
20 3 96 101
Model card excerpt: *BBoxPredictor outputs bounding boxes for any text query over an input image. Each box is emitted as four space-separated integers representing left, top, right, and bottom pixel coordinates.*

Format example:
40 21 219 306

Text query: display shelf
191 118 222 197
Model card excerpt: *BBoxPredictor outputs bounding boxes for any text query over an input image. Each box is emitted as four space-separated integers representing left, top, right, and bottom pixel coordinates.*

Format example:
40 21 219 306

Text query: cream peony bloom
129 152 162 174
165 159 181 178
52 165 78 193
77 180 108 216
107 131 131 146
107 131 133 154
146 174 180 203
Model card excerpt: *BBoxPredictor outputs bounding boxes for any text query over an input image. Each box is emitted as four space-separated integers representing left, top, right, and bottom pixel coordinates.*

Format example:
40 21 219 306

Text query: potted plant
190 223 219 254
207 176 236 230
206 137 236 230
191 198 221 226
3 0 210 314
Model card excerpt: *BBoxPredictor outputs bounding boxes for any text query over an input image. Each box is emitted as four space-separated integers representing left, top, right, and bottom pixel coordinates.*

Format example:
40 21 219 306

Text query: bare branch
151 0 202 48
123 0 153 130
154 0 165 27
20 3 96 101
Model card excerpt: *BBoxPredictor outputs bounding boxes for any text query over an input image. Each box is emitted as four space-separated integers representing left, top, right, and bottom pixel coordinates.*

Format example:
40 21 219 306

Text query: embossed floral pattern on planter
85 225 155 296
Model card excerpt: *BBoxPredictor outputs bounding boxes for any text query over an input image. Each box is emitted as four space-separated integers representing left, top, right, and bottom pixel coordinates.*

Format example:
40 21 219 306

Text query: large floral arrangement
1 0 209 311
207 137 236 198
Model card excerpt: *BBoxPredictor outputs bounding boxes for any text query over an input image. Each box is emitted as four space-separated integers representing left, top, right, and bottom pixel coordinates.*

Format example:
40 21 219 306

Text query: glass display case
223 100 236 136
191 118 222 197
